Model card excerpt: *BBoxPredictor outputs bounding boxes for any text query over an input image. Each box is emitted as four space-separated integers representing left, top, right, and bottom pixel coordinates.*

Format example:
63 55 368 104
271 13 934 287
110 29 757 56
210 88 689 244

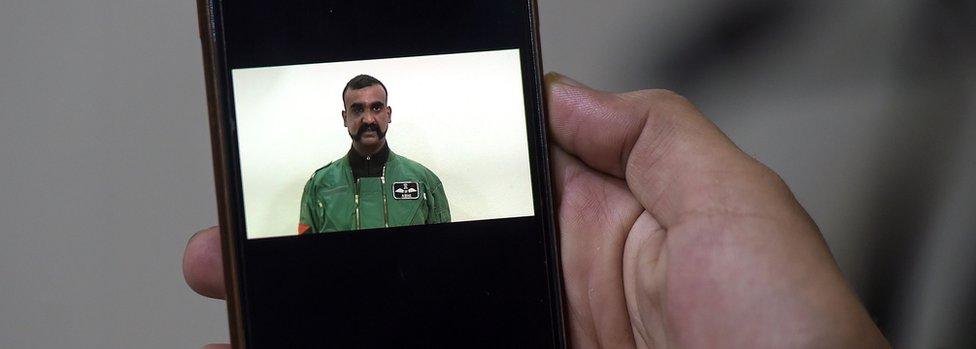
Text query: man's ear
386 106 392 123
341 110 347 126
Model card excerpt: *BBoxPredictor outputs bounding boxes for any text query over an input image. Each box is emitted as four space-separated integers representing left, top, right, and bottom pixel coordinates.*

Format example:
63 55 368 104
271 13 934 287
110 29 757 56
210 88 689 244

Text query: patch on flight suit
392 181 420 200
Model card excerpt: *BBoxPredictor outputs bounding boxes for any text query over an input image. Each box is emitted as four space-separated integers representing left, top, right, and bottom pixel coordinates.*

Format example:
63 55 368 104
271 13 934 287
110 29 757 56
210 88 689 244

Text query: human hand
183 74 890 348
545 73 889 348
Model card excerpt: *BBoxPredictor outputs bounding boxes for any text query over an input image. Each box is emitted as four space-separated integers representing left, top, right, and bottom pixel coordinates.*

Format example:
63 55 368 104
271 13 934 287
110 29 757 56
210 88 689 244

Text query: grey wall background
1 0 973 348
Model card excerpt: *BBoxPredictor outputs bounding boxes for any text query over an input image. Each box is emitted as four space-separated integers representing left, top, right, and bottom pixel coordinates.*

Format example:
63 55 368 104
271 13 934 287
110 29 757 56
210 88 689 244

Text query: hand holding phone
188 74 889 348
192 0 887 346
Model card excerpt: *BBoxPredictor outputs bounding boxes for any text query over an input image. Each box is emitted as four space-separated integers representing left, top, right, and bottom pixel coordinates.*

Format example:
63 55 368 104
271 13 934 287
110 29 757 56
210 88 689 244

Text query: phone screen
233 49 533 238
205 0 562 347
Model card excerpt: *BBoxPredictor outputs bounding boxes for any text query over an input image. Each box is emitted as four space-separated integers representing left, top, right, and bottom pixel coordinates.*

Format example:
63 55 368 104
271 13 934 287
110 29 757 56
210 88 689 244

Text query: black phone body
198 0 564 347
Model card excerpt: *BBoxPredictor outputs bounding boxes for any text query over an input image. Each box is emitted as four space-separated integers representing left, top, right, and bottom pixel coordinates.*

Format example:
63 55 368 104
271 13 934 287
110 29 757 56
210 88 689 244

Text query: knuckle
620 89 699 121
751 158 792 193
647 89 696 111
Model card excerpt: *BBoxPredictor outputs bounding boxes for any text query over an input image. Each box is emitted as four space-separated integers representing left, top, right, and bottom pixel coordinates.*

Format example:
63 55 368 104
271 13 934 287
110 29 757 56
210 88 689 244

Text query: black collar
347 143 390 179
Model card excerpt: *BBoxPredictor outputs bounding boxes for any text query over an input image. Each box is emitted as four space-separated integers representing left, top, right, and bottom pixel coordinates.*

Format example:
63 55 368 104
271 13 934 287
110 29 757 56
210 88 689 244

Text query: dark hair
342 74 388 105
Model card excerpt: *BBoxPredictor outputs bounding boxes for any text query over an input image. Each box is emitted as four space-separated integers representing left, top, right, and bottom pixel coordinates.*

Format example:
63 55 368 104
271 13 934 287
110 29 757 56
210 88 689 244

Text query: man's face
342 84 391 148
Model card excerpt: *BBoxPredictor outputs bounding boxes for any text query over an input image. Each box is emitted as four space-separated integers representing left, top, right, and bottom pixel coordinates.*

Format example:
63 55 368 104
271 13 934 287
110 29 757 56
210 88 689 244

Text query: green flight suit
298 151 451 233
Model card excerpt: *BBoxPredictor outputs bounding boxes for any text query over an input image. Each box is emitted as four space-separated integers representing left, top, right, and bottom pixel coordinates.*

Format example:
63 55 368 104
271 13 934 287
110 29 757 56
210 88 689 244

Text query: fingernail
545 72 586 88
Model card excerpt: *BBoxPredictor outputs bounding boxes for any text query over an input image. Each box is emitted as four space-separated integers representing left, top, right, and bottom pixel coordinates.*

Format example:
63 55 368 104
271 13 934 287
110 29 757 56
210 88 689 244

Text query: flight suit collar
347 143 391 179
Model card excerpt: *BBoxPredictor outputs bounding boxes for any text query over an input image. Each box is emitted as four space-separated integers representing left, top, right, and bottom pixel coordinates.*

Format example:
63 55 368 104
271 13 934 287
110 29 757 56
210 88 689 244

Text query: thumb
545 73 799 227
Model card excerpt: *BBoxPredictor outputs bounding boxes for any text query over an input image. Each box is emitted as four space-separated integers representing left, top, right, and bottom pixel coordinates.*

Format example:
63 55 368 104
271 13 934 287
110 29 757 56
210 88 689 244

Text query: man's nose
362 112 375 124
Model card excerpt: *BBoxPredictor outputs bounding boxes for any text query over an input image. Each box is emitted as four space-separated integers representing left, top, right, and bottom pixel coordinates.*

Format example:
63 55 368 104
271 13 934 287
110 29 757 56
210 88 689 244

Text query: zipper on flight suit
353 164 390 230
381 165 389 227
354 188 360 229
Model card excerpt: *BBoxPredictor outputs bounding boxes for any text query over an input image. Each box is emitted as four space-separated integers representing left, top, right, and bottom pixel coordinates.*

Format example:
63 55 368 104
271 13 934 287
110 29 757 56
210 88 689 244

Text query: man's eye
372 106 382 112
353 107 364 113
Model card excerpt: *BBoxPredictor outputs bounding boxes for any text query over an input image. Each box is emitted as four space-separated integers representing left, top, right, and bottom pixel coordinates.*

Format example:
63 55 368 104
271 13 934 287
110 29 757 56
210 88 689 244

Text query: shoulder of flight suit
306 158 351 189
298 157 352 234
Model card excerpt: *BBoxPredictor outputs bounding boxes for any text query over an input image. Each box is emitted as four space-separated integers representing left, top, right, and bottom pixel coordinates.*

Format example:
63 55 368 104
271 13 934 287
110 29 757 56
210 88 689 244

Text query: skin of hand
183 73 890 348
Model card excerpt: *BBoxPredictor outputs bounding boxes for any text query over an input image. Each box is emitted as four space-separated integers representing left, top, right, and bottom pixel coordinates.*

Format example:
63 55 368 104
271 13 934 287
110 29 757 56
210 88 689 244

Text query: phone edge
526 0 568 347
196 0 247 347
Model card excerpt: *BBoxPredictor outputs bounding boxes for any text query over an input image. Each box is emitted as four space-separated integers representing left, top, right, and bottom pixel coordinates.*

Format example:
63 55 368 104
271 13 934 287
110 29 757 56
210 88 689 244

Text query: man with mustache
297 74 451 234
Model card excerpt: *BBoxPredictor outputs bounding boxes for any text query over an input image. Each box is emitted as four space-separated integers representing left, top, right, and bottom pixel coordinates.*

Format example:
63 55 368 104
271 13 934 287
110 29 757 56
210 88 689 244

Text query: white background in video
232 49 534 239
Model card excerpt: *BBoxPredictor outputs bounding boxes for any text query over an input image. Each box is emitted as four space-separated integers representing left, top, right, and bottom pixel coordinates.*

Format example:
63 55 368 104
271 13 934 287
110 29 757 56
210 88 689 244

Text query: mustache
351 123 385 141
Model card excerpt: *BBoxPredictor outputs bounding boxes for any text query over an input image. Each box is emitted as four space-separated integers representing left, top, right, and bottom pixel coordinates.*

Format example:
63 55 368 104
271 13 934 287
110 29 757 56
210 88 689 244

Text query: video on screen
231 49 535 239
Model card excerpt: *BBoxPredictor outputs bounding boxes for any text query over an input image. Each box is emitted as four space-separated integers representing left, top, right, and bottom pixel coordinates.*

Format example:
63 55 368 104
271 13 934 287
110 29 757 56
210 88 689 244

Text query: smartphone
197 0 564 347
